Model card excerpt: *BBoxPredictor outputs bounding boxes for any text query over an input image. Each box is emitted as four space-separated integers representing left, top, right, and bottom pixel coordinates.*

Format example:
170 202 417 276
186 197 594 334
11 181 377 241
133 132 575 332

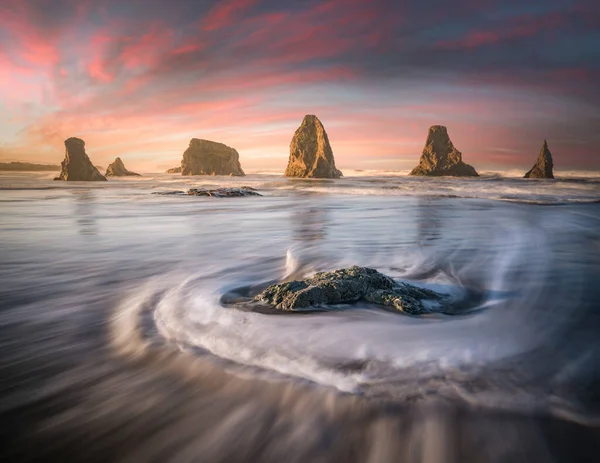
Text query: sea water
1 171 599 462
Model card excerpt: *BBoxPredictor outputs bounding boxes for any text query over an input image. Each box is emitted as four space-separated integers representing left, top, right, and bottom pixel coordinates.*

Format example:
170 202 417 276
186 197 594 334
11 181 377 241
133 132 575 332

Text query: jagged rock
285 115 342 178
187 187 261 197
165 166 182 174
524 140 554 179
409 126 478 177
54 138 106 181
105 157 141 177
181 139 245 176
254 266 443 314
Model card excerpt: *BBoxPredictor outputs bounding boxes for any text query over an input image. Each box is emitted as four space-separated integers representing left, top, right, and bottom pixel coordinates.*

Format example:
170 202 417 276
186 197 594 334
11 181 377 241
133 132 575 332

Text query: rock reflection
72 189 97 235
291 206 329 244
416 197 442 247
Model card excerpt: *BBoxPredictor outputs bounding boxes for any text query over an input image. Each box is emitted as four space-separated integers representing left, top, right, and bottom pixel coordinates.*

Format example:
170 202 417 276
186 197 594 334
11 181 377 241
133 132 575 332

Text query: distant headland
0 162 60 172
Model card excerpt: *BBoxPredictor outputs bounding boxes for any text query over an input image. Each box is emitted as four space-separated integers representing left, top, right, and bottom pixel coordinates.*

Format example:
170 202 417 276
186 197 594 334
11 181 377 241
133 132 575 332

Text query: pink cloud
203 0 259 31
435 12 567 50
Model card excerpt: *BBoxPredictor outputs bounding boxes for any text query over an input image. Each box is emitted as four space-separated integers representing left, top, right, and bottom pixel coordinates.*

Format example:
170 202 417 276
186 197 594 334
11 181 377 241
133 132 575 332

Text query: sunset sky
1 0 599 172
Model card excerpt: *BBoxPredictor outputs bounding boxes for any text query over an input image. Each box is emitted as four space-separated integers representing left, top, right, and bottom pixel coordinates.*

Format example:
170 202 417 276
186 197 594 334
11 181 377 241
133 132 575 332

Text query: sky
0 0 599 173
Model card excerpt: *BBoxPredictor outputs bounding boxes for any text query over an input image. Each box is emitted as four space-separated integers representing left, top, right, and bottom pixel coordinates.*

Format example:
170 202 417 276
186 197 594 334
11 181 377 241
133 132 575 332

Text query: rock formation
54 138 107 181
524 140 554 179
153 187 261 197
165 166 182 174
254 266 444 315
105 157 141 177
180 139 245 176
187 187 261 197
285 115 342 178
409 125 478 177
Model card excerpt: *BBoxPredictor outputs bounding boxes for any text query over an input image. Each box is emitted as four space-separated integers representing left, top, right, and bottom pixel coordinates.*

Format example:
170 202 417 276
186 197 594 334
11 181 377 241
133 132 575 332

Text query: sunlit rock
54 138 107 181
285 115 342 178
105 157 141 177
409 125 478 177
181 139 245 176
524 140 554 179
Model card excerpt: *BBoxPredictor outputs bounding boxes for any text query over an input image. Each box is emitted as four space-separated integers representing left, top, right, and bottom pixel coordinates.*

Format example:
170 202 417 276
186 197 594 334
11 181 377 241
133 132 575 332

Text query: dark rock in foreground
165 166 182 174
410 126 478 177
254 266 443 314
524 140 554 179
105 157 141 177
285 115 342 178
54 138 106 181
187 187 261 197
181 139 245 176
0 162 60 171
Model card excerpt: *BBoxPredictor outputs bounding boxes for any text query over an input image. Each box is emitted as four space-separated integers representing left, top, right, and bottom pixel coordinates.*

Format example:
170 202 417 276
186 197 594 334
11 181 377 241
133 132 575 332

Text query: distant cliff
0 162 60 171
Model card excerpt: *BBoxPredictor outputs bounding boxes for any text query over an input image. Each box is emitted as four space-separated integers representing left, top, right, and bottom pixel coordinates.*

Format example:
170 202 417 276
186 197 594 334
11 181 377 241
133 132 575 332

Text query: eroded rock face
54 138 107 181
524 140 554 179
187 187 261 197
165 166 182 174
181 139 245 176
285 115 342 178
105 157 141 177
409 126 478 177
254 266 443 315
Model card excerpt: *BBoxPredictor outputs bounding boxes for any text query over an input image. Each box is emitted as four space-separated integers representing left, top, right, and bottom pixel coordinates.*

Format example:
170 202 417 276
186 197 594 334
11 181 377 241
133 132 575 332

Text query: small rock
254 266 443 314
165 166 182 174
524 140 554 179
105 157 141 177
187 187 262 197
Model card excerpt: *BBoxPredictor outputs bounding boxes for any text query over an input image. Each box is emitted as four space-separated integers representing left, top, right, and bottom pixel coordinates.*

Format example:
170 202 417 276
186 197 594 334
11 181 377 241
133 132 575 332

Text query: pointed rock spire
105 157 141 177
524 140 554 179
409 126 478 177
285 115 342 178
54 137 107 181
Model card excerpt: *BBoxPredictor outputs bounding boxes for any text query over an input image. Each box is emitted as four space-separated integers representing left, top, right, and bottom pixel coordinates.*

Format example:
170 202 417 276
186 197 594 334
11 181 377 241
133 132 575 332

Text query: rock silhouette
54 138 106 181
181 139 245 176
285 115 342 178
165 166 182 174
524 140 554 179
409 126 478 177
105 157 141 177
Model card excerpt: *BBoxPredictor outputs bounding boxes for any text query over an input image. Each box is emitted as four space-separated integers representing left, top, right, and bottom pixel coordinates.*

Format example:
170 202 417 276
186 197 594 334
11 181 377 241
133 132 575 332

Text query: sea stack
409 126 478 177
105 157 141 177
524 140 554 179
285 115 342 178
181 139 245 176
54 138 107 181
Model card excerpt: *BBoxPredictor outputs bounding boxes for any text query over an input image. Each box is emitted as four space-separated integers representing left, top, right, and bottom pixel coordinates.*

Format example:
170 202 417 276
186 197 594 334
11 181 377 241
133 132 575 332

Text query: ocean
1 171 599 462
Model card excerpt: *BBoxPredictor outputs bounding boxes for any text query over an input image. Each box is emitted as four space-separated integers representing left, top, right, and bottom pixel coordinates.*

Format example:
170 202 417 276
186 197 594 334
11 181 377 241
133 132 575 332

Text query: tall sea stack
409 126 478 177
105 157 141 177
524 140 554 179
181 139 245 176
54 138 107 181
285 115 342 178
